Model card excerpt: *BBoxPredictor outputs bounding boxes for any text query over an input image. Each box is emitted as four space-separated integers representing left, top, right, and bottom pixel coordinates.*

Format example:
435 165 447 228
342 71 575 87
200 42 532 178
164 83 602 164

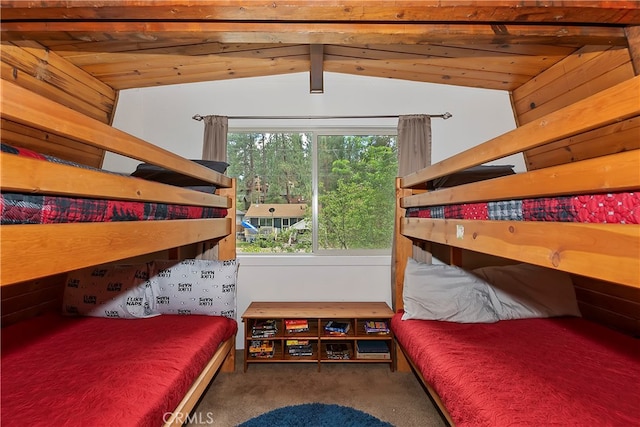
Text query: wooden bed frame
0 78 238 424
392 75 640 423
164 336 236 427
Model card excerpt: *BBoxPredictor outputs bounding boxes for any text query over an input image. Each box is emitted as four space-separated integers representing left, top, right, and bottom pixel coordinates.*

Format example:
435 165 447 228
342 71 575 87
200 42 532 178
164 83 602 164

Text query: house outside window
228 130 397 254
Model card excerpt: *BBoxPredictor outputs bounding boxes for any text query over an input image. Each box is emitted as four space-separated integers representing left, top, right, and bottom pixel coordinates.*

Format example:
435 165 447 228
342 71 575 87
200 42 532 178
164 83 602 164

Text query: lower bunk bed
1 312 237 427
390 260 640 426
392 313 640 426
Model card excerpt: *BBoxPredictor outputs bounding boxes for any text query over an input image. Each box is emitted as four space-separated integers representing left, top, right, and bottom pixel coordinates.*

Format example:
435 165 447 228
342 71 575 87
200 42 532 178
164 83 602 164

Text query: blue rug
238 403 393 427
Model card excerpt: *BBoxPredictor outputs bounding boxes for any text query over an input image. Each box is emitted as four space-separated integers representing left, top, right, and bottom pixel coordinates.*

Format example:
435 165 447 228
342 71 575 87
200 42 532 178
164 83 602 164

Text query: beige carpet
192 351 447 427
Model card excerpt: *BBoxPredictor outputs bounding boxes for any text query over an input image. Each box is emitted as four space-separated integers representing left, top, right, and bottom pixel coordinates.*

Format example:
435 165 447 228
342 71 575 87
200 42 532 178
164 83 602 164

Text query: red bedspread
391 313 640 426
405 191 640 224
1 313 237 427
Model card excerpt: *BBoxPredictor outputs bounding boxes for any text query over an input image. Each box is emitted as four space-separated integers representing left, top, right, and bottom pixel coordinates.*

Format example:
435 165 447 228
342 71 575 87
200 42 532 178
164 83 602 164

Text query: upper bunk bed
394 74 640 296
0 79 237 287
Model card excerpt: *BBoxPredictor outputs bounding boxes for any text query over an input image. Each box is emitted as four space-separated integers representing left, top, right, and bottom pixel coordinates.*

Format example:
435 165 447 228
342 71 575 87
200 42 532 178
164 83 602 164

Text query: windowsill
237 254 391 267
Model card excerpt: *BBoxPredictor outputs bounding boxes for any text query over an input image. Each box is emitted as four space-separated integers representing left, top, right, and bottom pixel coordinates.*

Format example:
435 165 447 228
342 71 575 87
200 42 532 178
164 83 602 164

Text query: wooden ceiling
1 1 639 92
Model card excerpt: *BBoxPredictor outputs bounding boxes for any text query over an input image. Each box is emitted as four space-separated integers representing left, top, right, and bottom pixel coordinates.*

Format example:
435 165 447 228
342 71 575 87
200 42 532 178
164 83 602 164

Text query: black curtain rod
192 113 452 121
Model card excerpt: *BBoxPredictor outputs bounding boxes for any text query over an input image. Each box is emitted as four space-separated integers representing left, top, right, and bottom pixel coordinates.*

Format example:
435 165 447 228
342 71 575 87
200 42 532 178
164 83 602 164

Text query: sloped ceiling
1 1 639 91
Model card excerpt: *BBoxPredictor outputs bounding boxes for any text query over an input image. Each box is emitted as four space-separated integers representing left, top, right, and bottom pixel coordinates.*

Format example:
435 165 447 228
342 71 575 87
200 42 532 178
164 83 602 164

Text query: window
228 130 397 254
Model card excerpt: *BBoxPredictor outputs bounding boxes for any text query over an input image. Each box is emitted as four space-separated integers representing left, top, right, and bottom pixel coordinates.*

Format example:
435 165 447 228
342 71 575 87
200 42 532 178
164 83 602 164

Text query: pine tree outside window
227 130 397 254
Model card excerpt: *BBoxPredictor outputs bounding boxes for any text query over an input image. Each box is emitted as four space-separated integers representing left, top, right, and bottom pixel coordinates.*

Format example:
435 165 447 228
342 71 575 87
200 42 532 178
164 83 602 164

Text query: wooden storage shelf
242 302 395 372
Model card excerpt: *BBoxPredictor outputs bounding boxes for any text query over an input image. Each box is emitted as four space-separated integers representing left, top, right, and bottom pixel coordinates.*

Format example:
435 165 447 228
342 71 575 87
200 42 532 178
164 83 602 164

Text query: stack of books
325 343 351 359
363 320 389 334
286 339 313 357
355 340 390 359
249 340 275 358
285 319 309 333
324 320 350 336
252 319 277 338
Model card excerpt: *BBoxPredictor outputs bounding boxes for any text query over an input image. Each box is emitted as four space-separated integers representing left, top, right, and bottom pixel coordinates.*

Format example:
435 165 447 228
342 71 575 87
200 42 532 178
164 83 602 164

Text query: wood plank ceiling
1 1 639 92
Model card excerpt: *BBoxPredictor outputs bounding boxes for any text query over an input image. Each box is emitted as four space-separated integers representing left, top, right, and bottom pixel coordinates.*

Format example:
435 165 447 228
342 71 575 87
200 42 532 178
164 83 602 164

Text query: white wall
105 72 520 348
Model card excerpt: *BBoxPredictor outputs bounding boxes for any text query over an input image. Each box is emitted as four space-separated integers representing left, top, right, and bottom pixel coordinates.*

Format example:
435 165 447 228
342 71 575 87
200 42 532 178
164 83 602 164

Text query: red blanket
1 313 237 426
405 191 640 224
391 313 640 426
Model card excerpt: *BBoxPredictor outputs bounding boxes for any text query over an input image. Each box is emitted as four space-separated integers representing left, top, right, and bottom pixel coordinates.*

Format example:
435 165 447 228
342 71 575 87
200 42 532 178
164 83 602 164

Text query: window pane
317 135 397 251
228 132 312 253
228 131 397 254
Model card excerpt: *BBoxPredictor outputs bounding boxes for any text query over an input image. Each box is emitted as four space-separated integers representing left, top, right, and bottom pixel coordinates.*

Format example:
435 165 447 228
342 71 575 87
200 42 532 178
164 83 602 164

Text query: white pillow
63 263 158 319
472 263 581 319
148 259 237 319
402 258 500 323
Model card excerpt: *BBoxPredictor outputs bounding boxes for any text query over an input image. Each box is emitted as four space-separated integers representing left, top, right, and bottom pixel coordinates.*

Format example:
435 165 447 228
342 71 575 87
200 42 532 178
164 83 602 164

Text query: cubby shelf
241 302 395 372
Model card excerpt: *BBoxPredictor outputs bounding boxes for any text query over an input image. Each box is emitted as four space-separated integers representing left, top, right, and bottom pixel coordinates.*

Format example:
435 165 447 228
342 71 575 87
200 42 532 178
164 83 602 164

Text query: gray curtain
201 115 228 162
397 114 431 176
397 114 432 264
198 115 228 260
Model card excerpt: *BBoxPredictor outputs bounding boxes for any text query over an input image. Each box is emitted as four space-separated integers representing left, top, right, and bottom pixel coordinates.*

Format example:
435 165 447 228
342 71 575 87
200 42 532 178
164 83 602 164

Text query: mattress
1 312 237 427
0 193 227 224
428 165 515 190
1 143 228 224
391 313 640 426
405 191 639 224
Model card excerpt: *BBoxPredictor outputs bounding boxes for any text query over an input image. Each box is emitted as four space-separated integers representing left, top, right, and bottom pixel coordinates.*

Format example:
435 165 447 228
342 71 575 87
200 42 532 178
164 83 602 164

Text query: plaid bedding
406 192 640 224
0 193 226 225
1 143 227 225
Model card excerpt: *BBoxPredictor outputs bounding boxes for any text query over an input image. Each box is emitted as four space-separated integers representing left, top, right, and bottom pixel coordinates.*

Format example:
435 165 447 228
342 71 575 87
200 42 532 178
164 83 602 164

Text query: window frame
229 125 398 256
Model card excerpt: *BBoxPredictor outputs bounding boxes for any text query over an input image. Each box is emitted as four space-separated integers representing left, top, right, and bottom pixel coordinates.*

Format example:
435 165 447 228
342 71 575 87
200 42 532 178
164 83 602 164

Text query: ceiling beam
1 22 629 46
625 26 640 75
1 1 639 25
309 44 324 93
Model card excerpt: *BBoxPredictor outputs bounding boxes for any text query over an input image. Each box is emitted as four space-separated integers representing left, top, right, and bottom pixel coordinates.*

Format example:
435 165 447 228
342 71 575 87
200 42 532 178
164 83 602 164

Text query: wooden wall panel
1 41 117 166
1 275 66 327
1 41 117 123
625 26 640 75
524 117 640 170
511 45 635 171
521 63 633 127
1 118 105 168
512 46 633 124
573 275 640 337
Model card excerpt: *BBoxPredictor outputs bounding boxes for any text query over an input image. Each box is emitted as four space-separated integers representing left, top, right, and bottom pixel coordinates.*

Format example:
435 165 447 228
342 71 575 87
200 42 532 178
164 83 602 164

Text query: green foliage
229 132 397 252
228 132 312 210
237 228 312 253
318 135 397 250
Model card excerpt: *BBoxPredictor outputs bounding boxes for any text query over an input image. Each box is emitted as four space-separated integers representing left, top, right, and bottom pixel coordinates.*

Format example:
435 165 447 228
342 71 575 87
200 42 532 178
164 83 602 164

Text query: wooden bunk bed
0 80 238 427
391 76 640 426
